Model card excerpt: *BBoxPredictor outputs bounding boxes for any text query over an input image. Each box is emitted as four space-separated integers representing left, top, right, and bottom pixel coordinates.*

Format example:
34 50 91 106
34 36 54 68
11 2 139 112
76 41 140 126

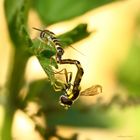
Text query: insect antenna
32 27 43 32
69 45 85 56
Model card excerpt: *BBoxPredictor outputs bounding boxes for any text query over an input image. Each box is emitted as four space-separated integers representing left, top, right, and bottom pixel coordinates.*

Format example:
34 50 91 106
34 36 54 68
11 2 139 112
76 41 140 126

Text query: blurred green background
0 0 140 140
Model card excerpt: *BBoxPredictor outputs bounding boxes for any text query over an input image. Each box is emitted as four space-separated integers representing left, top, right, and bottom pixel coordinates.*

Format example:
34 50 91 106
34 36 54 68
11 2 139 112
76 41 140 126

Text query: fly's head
59 87 74 109
59 95 73 109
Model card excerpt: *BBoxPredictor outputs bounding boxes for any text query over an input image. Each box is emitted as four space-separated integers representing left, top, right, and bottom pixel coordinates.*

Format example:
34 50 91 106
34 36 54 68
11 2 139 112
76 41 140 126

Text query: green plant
1 0 121 140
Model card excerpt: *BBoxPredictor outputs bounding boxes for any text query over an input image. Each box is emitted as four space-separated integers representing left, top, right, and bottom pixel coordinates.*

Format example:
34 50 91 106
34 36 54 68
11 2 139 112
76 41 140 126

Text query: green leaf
22 79 63 109
23 79 114 128
58 23 90 48
32 0 118 25
31 23 89 86
117 15 140 97
31 38 59 84
4 0 25 23
32 23 90 49
31 38 56 57
118 45 140 96
46 105 114 128
38 56 57 85
4 0 32 47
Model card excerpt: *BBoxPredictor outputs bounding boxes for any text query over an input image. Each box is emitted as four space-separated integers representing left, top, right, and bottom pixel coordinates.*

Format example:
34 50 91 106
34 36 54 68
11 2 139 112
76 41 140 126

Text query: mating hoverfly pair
33 27 102 109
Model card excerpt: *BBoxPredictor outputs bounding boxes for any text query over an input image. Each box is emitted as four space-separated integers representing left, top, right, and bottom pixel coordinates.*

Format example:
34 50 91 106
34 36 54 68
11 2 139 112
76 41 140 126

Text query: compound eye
40 31 47 39
57 47 64 56
59 95 73 106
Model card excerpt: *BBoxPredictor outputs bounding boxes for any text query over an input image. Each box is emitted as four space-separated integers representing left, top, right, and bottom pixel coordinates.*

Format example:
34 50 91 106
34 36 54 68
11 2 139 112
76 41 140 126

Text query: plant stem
1 47 29 140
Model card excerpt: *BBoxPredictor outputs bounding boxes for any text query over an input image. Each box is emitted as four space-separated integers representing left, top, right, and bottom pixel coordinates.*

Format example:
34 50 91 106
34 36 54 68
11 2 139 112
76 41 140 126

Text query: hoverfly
33 27 102 109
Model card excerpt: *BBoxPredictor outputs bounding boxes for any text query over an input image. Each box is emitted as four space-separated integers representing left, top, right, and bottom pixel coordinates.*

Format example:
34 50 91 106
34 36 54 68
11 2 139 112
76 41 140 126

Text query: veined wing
80 85 102 96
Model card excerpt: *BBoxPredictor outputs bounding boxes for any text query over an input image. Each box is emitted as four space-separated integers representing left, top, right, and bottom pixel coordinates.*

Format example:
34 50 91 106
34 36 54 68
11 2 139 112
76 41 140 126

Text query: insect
33 27 84 64
33 27 64 63
33 27 84 89
33 27 102 109
59 62 102 109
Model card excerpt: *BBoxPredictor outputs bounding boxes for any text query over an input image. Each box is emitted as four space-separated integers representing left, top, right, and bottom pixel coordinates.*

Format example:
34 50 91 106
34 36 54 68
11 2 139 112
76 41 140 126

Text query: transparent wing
80 85 102 96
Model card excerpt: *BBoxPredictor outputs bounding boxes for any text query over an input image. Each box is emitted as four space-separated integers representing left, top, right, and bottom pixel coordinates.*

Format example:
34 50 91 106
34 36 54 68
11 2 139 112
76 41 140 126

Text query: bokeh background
0 0 140 140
